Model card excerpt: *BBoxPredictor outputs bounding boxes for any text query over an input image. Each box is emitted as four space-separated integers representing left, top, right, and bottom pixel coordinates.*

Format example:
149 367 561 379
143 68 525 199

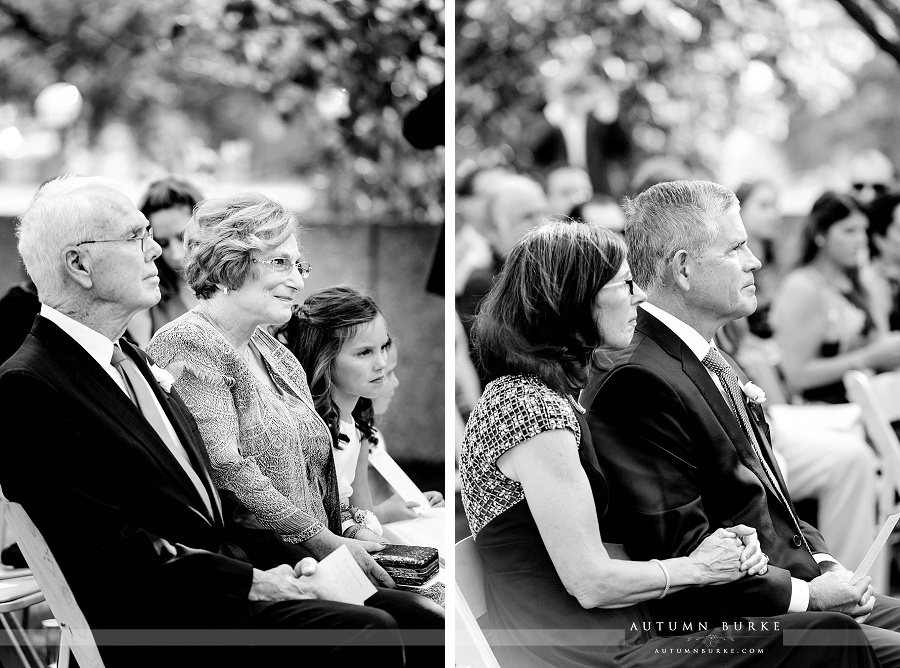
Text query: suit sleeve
0 367 256 605
588 363 793 617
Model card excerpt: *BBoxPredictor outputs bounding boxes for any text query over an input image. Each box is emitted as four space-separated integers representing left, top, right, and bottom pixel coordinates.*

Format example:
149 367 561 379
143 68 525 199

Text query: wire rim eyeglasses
251 258 312 278
76 226 154 252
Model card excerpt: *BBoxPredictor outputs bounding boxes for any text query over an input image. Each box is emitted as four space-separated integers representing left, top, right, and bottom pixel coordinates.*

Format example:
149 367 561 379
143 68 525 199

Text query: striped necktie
701 347 791 508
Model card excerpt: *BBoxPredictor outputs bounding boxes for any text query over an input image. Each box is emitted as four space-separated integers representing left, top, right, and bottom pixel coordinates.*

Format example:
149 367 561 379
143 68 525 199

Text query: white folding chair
369 448 444 551
0 495 44 668
0 576 45 668
455 536 501 668
6 502 106 668
843 370 900 524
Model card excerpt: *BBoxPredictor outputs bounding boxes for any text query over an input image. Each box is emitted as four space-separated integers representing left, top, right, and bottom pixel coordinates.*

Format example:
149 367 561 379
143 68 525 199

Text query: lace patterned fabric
148 310 339 543
460 374 580 538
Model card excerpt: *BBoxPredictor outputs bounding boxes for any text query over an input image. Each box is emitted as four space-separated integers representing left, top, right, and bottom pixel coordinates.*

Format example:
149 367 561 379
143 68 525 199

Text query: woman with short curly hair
147 191 444 640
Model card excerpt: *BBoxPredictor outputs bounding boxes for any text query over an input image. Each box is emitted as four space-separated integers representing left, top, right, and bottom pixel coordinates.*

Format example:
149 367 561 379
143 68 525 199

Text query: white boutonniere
150 364 175 393
741 381 766 405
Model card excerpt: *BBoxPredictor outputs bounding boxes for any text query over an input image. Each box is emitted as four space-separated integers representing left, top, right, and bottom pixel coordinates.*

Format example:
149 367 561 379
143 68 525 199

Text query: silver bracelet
650 559 670 599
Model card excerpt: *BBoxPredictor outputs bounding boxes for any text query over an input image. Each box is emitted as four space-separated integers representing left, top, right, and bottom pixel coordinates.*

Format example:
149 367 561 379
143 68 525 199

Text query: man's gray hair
624 180 739 295
17 175 131 305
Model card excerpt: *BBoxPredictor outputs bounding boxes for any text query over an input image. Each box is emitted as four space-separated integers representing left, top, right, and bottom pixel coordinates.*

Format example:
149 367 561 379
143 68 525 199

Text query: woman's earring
815 236 825 247
223 286 229 295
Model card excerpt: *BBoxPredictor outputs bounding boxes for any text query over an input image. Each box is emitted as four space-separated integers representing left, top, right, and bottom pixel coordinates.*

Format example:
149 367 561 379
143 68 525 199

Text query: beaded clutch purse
372 545 440 586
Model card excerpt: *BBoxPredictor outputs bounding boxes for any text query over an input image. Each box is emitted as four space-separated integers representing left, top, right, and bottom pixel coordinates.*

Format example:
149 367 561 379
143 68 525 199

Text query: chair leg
57 633 70 668
0 611 44 667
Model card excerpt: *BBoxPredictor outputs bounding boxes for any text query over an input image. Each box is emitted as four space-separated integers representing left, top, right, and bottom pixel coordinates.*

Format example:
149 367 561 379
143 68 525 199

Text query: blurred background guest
456 174 550 341
128 177 203 346
529 64 633 198
569 193 627 233
847 149 897 207
629 155 693 197
735 180 783 339
369 340 446 521
866 191 900 332
454 167 511 296
0 276 38 364
770 192 900 403
545 164 593 216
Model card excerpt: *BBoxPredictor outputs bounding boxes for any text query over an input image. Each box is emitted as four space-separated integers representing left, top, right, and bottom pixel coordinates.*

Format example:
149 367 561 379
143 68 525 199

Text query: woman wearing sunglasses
459 220 877 668
146 192 444 643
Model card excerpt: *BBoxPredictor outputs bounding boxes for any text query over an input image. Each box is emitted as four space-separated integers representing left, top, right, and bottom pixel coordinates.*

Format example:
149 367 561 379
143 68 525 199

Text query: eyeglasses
252 258 312 278
852 183 888 196
601 277 635 295
76 226 155 252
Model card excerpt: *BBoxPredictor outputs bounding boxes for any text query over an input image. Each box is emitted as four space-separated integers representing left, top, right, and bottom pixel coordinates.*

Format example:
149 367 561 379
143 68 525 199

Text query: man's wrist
816 559 844 575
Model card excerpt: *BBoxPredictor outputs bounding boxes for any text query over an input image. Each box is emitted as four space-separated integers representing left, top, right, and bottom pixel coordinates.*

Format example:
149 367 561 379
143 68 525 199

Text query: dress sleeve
480 378 580 465
149 324 326 543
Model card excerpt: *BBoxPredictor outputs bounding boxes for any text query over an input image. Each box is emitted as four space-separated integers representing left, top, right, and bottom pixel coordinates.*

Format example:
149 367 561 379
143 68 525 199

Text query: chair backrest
5 503 106 668
843 370 900 520
455 536 501 668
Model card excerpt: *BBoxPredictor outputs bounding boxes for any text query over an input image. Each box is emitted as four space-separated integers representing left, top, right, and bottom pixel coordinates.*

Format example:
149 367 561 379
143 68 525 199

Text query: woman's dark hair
797 191 875 334
276 285 383 448
798 191 861 266
139 176 203 220
473 221 626 396
140 177 204 301
865 191 900 259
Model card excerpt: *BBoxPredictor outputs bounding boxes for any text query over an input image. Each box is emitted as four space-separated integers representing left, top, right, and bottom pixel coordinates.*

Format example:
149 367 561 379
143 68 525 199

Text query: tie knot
111 344 129 367
701 347 732 378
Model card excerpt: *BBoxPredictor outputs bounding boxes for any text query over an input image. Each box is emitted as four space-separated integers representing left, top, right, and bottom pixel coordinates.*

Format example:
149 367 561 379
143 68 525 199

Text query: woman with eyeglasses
145 192 444 642
771 191 900 403
459 220 877 668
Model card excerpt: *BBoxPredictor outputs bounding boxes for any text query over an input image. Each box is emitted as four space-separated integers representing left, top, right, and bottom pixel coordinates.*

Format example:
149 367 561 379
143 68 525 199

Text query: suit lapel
637 311 789 508
122 340 224 526
31 318 216 526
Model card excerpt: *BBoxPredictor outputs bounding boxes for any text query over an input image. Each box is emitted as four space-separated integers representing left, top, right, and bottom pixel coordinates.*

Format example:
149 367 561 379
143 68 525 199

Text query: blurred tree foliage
456 0 883 185
0 0 444 222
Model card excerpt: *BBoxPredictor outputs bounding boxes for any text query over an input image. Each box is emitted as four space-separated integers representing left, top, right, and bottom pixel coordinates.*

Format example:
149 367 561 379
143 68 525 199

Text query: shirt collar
640 302 713 363
40 304 117 369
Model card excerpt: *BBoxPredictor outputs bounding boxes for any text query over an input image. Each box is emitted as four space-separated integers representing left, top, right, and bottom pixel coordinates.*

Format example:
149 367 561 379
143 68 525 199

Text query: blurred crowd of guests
455 140 900 584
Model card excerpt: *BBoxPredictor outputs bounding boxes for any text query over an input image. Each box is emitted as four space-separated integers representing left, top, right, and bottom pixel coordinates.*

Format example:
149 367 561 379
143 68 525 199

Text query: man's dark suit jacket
0 315 312 632
585 308 828 623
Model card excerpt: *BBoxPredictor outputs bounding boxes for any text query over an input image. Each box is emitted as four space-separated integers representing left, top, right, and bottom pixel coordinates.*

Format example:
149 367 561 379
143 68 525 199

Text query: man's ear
63 247 93 289
671 249 692 291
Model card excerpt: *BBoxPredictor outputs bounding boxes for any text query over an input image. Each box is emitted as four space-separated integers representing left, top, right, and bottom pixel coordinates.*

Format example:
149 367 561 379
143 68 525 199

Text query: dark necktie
111 344 218 521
